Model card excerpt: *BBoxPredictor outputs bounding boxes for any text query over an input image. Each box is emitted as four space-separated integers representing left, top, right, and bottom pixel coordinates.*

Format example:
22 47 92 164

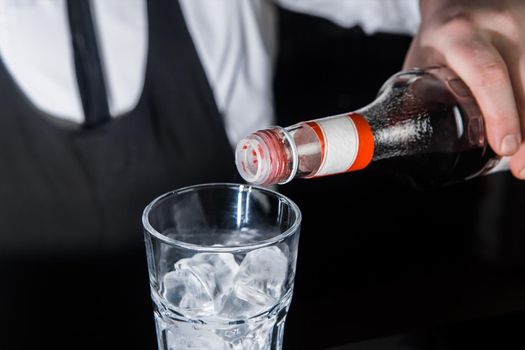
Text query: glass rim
142 182 302 253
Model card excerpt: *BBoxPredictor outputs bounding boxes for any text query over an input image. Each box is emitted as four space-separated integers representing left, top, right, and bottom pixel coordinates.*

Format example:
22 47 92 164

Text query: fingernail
520 169 525 180
500 134 520 155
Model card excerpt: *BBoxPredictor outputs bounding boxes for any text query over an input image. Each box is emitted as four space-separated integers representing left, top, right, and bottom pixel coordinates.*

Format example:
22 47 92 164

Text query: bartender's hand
403 0 525 179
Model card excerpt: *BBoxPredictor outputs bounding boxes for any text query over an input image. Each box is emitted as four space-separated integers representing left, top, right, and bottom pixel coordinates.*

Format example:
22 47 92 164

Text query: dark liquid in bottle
366 70 496 189
401 106 495 189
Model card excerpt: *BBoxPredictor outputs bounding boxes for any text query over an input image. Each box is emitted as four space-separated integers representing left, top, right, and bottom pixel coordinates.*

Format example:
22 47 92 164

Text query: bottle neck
235 112 375 186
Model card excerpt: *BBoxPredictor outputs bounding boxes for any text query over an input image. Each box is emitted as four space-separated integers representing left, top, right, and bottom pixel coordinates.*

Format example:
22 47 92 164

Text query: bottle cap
235 127 294 185
235 133 273 185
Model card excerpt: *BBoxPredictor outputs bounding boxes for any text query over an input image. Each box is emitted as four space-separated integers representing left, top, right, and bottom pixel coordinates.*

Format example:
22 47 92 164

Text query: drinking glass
142 183 301 349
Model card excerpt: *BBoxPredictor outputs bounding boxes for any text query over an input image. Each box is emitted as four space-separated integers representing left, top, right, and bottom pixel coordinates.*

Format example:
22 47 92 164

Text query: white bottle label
307 113 374 177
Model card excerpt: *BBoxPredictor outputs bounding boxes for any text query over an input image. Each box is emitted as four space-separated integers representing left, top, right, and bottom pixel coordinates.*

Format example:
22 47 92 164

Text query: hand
404 0 525 179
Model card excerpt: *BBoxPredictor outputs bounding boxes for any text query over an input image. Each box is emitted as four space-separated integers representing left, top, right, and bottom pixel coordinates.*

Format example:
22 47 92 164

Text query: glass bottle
235 67 507 189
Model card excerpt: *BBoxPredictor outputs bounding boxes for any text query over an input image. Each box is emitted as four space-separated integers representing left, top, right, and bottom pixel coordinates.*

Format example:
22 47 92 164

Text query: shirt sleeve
274 0 420 36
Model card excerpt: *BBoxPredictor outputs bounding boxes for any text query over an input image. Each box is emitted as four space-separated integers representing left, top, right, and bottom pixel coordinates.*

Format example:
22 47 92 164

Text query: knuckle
494 10 522 42
440 12 473 27
472 61 508 88
484 106 516 126
427 17 480 49
493 8 514 21
486 115 513 131
439 14 475 37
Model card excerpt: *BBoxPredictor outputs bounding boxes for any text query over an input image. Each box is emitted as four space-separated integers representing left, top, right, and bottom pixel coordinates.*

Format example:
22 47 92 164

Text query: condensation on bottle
235 67 507 189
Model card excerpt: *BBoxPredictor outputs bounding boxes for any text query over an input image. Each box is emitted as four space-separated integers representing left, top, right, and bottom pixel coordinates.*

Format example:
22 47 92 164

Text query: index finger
443 36 522 156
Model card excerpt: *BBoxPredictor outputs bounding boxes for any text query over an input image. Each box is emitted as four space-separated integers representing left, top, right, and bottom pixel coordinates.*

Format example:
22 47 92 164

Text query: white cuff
276 0 421 35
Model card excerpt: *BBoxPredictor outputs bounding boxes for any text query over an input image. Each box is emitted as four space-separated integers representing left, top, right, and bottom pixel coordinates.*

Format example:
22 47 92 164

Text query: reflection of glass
143 183 301 350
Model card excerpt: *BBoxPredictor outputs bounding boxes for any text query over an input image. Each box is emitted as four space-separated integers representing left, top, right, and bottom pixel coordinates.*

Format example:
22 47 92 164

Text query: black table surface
327 312 525 350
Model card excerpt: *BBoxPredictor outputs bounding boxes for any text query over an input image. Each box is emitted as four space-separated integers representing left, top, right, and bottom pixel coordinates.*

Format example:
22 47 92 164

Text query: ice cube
163 268 215 314
220 292 264 319
235 246 288 305
215 318 275 349
165 322 229 350
220 246 288 318
163 253 239 315
191 252 240 299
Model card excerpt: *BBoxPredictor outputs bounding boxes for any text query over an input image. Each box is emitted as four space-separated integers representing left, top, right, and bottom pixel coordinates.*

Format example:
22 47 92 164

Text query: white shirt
0 0 420 147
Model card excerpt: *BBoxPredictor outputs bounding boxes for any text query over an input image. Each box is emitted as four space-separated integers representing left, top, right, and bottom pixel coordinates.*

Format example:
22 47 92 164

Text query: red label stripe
306 121 326 167
347 113 374 172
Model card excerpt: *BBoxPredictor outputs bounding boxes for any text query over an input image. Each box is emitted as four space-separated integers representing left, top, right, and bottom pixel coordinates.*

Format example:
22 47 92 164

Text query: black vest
0 1 235 348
